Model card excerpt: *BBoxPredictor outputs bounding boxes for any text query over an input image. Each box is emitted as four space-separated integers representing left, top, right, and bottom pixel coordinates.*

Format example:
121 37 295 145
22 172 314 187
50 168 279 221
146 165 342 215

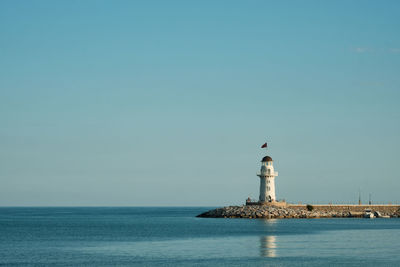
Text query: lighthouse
257 155 278 203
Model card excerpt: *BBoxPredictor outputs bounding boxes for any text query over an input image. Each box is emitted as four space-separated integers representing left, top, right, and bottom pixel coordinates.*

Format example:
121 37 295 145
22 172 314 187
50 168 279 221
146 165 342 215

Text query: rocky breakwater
197 205 400 219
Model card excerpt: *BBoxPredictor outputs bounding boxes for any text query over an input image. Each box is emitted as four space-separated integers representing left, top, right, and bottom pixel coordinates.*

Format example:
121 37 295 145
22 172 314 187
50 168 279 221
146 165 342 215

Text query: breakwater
197 204 400 219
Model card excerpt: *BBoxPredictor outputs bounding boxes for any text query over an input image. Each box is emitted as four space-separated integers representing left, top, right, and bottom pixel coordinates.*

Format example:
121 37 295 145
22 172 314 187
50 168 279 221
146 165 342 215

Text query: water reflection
262 219 278 226
260 235 277 257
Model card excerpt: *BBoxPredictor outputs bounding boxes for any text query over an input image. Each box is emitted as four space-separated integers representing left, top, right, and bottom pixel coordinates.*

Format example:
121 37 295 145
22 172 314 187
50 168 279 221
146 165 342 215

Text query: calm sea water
0 207 399 266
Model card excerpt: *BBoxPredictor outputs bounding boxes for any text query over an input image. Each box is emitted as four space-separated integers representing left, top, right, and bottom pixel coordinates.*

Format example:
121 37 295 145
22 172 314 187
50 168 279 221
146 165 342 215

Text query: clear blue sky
1 1 399 206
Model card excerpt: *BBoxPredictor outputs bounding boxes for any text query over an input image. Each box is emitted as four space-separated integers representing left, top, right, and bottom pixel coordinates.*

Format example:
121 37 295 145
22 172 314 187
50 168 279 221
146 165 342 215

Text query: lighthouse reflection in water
260 219 278 258
260 235 277 257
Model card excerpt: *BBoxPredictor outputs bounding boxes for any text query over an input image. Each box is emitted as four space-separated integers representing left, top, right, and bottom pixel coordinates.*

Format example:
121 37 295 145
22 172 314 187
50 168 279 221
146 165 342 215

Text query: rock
196 205 399 219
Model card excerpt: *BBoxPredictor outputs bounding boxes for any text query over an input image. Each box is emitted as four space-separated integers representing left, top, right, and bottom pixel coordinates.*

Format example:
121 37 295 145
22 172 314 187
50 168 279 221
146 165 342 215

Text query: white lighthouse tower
257 155 278 203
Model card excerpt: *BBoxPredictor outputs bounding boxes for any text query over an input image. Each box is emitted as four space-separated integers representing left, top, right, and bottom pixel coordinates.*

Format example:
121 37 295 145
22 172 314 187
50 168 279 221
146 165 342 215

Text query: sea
0 207 399 266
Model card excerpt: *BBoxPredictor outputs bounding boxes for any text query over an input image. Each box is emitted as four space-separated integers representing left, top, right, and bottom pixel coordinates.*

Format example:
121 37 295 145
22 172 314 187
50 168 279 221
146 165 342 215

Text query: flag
261 143 267 148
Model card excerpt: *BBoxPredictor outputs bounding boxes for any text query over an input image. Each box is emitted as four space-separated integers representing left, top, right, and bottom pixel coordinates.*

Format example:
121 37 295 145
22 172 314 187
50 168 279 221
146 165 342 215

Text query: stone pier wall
288 204 400 213
197 204 400 219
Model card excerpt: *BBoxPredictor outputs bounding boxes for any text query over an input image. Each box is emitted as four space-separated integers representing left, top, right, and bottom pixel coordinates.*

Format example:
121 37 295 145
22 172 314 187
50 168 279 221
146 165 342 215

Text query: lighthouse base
246 200 287 208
